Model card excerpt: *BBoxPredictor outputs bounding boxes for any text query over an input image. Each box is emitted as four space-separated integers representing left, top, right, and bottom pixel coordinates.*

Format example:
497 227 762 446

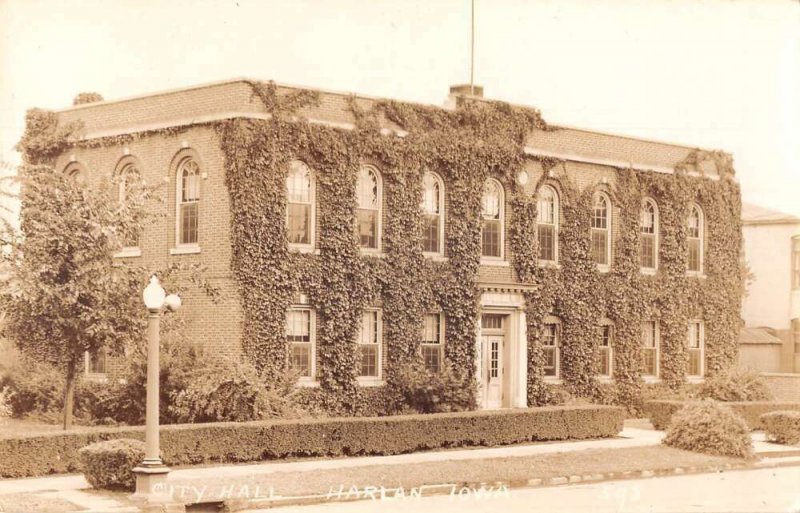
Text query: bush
170 357 302 422
646 400 800 430
0 386 11 418
391 364 477 414
698 367 771 402
0 404 625 478
0 359 63 419
761 411 800 445
78 439 144 491
662 401 753 458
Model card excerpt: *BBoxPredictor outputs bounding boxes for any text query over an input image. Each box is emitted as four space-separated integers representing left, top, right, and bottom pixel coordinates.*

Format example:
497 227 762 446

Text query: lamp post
132 275 181 505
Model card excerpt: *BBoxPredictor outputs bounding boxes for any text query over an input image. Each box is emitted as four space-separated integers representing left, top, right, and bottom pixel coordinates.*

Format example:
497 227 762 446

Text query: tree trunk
62 363 76 431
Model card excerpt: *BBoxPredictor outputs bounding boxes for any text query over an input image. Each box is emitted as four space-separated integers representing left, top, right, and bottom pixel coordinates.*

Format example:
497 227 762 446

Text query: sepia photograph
0 1 799 512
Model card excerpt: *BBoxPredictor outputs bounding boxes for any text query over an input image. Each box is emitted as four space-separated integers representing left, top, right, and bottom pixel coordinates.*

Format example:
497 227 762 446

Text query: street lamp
132 275 181 505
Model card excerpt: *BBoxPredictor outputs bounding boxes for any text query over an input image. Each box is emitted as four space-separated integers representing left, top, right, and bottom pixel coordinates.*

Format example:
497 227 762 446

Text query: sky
1 0 798 216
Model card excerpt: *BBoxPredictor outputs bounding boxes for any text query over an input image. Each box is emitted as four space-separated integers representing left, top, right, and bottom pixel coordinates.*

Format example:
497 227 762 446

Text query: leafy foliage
171 356 303 423
72 92 104 106
698 366 771 401
390 363 477 414
78 439 145 491
663 400 753 458
761 411 800 445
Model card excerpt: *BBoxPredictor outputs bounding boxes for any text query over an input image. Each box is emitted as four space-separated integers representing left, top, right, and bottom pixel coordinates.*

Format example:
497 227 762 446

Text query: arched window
687 204 704 273
422 172 444 255
286 160 314 248
176 157 200 246
591 192 611 269
356 166 382 250
117 161 140 248
640 198 659 271
537 185 559 262
64 162 86 185
481 179 504 259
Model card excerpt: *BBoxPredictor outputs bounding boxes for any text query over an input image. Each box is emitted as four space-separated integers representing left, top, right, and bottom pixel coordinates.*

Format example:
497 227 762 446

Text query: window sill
480 258 509 267
113 247 141 258
642 376 661 384
357 378 385 387
296 379 320 388
538 261 561 269
597 264 611 273
83 373 108 382
640 268 657 276
686 272 707 279
289 245 318 255
686 376 705 384
544 377 563 385
424 253 448 262
597 375 614 383
170 245 201 255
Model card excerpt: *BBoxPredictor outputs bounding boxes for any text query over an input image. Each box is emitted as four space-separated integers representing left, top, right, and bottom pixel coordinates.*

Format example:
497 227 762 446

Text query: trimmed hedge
0 405 623 478
646 400 800 430
761 411 800 445
662 401 753 458
78 439 145 491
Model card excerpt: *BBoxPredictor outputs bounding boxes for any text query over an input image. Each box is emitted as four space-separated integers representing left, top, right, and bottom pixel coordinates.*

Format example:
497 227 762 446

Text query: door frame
476 292 528 409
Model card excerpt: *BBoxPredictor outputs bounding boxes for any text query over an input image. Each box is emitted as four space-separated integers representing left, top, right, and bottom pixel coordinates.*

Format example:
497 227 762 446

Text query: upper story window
687 204 704 274
357 166 382 251
422 172 444 255
177 157 200 246
422 313 444 373
687 320 704 378
84 348 107 377
286 160 315 249
286 305 315 380
64 162 86 185
481 179 504 259
356 309 382 380
597 322 613 377
537 185 559 263
591 192 611 269
640 198 659 272
641 320 660 378
117 162 140 249
793 236 800 291
542 318 560 378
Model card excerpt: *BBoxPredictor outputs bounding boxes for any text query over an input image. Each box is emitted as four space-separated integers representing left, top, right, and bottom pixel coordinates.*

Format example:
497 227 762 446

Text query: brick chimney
444 83 484 109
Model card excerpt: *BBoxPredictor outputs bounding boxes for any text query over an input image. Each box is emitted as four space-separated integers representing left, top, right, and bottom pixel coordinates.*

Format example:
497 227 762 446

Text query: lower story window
85 348 107 376
286 307 315 379
641 320 659 377
597 324 613 377
357 309 381 379
422 313 444 373
687 320 704 377
542 322 560 377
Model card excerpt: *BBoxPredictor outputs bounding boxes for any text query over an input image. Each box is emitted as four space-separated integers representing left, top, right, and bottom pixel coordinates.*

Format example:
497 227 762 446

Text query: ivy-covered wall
215 83 743 412
19 80 744 413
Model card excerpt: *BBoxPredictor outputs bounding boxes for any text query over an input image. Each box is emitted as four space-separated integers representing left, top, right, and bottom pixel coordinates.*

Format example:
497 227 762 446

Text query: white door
481 314 505 409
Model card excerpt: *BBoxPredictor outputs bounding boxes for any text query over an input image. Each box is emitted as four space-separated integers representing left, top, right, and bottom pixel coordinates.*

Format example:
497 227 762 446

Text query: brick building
50 79 742 409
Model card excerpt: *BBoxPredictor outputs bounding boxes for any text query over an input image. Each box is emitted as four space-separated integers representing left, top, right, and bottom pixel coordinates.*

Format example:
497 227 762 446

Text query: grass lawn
0 493 82 513
167 445 743 504
0 417 66 437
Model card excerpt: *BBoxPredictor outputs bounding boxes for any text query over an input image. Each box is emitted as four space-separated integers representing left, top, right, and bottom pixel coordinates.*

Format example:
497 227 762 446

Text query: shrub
663 401 753 458
78 439 144 491
761 411 800 445
391 364 477 414
0 404 625 478
0 359 63 419
0 387 11 418
698 367 771 402
646 400 800 430
170 356 302 423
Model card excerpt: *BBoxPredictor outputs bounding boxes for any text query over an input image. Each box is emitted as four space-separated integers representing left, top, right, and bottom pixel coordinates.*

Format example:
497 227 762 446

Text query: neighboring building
741 203 800 373
37 79 743 408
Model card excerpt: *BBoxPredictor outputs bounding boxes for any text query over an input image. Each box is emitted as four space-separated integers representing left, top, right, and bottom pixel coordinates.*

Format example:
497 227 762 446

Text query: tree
1 165 155 429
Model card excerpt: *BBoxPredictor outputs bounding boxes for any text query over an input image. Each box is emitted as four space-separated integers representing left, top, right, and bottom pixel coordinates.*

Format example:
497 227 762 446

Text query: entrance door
481 314 505 409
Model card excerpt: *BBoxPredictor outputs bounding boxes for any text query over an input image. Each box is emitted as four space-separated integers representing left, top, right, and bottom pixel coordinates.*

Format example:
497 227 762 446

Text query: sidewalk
0 425 798 513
